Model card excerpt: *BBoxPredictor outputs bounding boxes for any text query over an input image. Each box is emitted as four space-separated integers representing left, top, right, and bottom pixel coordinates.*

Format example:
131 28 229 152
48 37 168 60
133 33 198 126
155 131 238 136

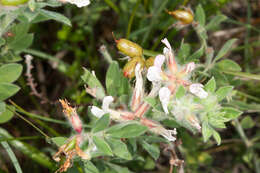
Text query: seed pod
1 0 29 6
123 57 145 78
145 57 155 68
116 38 143 57
167 9 194 25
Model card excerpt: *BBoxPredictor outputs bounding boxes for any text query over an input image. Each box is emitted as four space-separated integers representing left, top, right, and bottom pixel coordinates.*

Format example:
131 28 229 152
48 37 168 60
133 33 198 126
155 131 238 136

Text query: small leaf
144 97 163 112
202 122 213 142
241 116 255 129
222 71 260 81
106 122 148 138
175 85 186 99
221 107 242 120
105 162 132 173
204 77 216 93
177 41 190 64
106 138 132 160
212 130 221 145
0 102 5 115
92 114 110 133
215 86 233 101
215 39 237 61
205 14 227 30
0 105 14 124
83 161 99 173
81 68 105 99
188 45 204 62
93 136 113 156
141 141 160 160
195 4 205 26
106 61 122 96
39 9 71 26
216 59 241 72
0 63 23 83
0 83 20 101
51 137 67 147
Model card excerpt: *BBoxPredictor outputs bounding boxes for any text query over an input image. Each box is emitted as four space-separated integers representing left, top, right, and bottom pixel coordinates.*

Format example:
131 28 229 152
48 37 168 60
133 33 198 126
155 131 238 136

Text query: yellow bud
145 57 155 68
123 57 145 78
167 9 194 25
116 38 143 57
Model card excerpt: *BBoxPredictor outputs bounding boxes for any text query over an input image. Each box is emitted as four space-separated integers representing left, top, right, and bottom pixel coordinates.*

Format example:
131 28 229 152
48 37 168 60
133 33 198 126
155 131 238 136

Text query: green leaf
212 130 221 145
202 122 213 142
0 83 20 101
0 127 55 169
241 116 255 129
81 68 105 99
141 141 160 160
83 161 99 173
177 41 190 64
214 39 237 61
144 97 163 112
204 77 216 93
175 86 186 99
39 9 71 26
8 34 34 52
106 61 121 96
106 138 132 160
105 162 132 173
93 136 113 156
220 107 242 120
195 4 206 26
215 86 233 101
222 71 260 81
0 102 5 115
51 137 67 147
0 105 14 124
0 38 5 47
0 63 23 83
106 122 148 138
188 45 204 62
216 59 241 72
205 14 227 30
92 114 110 133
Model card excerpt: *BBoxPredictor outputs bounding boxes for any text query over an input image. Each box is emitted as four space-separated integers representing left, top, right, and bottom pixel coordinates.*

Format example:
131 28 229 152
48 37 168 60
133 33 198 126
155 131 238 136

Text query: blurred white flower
60 0 90 8
91 96 114 118
189 83 208 99
131 64 144 111
185 62 196 73
159 87 171 114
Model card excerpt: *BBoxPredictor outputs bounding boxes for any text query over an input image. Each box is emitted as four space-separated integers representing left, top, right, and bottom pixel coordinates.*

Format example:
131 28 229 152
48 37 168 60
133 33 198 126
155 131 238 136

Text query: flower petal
102 96 114 111
91 106 105 118
159 87 171 114
160 128 177 142
147 66 163 82
154 54 165 68
161 38 172 50
68 0 90 7
185 62 196 73
189 83 208 99
132 64 144 111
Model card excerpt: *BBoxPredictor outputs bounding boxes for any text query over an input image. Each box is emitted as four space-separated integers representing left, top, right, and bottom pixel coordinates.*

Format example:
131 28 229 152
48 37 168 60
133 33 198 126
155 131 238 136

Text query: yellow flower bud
115 38 143 57
145 57 155 68
167 9 194 25
123 57 145 78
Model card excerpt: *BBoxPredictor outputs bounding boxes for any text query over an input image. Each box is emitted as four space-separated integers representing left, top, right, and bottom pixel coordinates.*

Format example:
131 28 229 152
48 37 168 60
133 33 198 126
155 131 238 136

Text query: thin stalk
0 136 42 142
99 45 113 64
7 107 50 140
126 0 141 39
244 0 252 72
234 119 251 148
104 0 120 14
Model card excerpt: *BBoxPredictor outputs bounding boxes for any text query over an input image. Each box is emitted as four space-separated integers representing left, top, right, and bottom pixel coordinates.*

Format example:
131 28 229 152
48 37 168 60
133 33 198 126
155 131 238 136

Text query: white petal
189 83 208 99
185 62 196 73
102 96 114 111
91 106 105 118
68 0 90 7
134 63 143 101
154 54 165 68
161 38 172 50
147 66 163 82
161 128 177 142
159 87 171 114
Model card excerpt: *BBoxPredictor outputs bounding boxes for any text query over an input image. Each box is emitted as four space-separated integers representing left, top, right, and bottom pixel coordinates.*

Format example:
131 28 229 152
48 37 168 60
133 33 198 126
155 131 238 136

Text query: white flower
159 87 171 114
147 66 163 82
154 54 165 68
66 0 90 7
131 64 144 111
91 96 114 118
160 128 177 141
189 83 208 99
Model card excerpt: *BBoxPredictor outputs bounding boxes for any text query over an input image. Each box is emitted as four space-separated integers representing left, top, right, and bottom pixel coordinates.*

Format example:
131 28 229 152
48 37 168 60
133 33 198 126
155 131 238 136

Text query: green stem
244 0 252 72
234 119 251 148
0 136 42 142
126 0 141 39
104 0 120 14
99 45 113 64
